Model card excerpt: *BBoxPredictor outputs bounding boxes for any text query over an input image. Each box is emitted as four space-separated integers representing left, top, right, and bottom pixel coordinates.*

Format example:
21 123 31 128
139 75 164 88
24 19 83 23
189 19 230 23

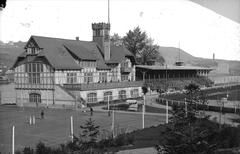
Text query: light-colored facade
12 23 142 107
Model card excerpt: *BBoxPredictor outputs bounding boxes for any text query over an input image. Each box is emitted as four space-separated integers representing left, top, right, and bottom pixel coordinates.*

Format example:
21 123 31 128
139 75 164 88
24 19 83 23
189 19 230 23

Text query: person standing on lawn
41 110 44 119
90 107 93 116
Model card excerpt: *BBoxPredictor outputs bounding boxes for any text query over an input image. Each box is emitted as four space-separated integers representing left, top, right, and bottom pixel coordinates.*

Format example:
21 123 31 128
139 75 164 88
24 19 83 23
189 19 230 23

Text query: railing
63 81 143 91
120 67 132 73
15 83 54 90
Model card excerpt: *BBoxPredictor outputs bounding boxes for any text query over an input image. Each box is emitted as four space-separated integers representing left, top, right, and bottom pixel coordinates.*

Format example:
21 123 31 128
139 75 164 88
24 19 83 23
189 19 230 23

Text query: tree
79 117 100 153
122 26 146 56
136 38 165 65
110 33 122 46
122 26 165 65
156 83 219 154
198 90 209 117
184 82 200 101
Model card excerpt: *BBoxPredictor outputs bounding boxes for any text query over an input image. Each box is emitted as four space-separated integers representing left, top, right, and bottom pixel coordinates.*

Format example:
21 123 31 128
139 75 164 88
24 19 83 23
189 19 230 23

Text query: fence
156 97 240 114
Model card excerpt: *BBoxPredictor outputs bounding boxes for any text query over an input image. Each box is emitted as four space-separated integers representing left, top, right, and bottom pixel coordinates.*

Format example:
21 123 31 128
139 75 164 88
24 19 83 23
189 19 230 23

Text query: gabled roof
105 45 136 64
15 35 137 70
15 36 112 70
63 44 98 60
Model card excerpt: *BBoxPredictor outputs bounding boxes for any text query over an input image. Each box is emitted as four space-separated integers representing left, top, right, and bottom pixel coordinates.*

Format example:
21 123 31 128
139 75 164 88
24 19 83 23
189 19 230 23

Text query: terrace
63 80 143 91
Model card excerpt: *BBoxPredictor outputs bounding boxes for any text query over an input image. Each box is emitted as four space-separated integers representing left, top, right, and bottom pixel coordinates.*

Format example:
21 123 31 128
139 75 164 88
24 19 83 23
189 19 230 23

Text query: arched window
104 91 113 102
131 89 139 98
29 93 41 103
87 93 97 103
118 90 126 100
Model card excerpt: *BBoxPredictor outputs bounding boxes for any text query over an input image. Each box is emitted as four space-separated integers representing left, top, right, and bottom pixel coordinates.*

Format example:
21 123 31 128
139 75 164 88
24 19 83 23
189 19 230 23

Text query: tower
92 23 111 61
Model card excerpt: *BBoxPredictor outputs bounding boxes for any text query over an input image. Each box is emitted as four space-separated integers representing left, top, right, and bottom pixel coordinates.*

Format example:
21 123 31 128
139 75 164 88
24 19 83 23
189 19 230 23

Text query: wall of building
15 85 77 107
72 86 142 103
54 85 76 105
16 89 54 106
209 75 240 85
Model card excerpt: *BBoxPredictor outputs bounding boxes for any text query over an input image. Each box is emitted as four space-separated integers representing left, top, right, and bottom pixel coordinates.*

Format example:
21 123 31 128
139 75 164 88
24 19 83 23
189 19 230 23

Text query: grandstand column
165 65 168 81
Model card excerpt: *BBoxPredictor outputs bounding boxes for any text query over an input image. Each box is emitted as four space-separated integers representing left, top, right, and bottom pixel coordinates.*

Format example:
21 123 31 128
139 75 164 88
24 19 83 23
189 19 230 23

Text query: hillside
0 41 26 69
158 46 200 64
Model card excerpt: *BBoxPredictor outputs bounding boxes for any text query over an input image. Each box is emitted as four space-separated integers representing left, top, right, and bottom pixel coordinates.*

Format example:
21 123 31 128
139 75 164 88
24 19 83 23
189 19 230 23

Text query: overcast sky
0 0 240 60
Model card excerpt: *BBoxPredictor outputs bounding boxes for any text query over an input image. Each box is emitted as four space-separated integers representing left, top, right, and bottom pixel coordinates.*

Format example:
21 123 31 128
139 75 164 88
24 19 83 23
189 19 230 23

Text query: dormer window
27 47 38 55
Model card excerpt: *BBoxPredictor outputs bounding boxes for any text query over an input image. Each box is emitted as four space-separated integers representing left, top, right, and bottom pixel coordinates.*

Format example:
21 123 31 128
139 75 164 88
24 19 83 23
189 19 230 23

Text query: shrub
98 137 114 148
117 104 130 110
22 147 34 154
114 134 125 146
35 141 52 154
126 134 134 145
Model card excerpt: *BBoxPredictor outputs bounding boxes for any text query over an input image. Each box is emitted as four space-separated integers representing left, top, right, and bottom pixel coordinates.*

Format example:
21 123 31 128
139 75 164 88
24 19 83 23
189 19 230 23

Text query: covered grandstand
136 65 214 91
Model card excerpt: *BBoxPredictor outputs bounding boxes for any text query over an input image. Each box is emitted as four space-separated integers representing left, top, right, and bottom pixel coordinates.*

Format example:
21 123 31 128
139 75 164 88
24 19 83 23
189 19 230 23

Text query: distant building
12 22 142 107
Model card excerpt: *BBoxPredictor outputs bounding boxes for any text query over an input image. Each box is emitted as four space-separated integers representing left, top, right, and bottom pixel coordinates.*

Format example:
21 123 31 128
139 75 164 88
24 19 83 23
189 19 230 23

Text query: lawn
0 105 166 153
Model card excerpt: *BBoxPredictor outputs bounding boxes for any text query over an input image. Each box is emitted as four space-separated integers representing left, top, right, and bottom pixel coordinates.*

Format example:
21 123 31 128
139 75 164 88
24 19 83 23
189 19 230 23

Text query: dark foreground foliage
155 82 240 154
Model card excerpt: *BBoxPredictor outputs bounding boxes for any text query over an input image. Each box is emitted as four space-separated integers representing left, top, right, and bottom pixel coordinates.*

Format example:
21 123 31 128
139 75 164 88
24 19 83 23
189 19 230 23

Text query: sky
0 0 240 61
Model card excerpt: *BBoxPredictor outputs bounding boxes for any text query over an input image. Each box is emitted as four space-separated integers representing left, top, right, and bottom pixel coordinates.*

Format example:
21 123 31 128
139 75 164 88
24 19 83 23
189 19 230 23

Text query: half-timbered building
12 23 142 107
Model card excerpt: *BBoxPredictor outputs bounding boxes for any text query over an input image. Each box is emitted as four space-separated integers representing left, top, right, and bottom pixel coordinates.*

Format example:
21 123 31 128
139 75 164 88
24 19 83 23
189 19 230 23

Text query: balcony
15 83 54 90
120 67 132 73
63 81 143 91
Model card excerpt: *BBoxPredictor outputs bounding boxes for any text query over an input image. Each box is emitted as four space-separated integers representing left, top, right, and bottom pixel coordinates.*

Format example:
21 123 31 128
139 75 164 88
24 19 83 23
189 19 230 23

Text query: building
12 23 142 107
136 64 214 91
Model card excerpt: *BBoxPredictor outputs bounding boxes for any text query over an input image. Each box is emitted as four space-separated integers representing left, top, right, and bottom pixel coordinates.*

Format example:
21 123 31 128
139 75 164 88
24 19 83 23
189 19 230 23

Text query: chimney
76 37 79 41
213 53 215 61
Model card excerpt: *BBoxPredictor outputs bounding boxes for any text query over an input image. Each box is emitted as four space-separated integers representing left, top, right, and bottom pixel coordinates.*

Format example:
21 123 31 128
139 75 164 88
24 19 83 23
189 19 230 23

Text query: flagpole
108 0 110 23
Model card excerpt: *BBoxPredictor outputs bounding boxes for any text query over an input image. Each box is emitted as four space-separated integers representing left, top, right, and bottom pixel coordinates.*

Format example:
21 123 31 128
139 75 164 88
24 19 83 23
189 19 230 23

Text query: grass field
0 105 165 154
161 85 240 102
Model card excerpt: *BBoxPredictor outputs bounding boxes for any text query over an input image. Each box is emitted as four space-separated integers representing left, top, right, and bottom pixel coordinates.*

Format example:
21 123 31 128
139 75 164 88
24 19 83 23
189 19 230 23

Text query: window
99 72 107 83
25 63 43 84
31 48 35 54
119 90 126 100
81 61 95 68
121 60 129 67
104 91 113 102
121 75 128 81
87 93 97 103
29 93 41 103
131 89 139 98
105 30 109 36
84 73 93 83
96 29 101 36
67 73 77 83
27 48 37 54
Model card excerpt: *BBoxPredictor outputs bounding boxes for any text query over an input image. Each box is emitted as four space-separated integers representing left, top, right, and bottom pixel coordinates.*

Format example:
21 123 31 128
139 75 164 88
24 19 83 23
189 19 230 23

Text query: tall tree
136 38 165 65
122 26 147 56
110 33 122 46
122 26 165 65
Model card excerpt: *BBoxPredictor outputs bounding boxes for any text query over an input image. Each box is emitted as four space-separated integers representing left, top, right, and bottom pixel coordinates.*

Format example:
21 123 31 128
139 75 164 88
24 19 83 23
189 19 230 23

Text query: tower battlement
92 22 110 30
